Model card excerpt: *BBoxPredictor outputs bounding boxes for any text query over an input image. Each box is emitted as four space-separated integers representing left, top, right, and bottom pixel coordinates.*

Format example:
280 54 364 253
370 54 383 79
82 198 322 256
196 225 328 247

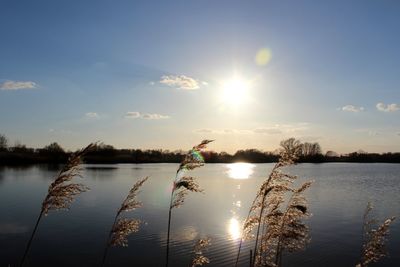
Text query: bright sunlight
226 162 255 179
220 76 250 106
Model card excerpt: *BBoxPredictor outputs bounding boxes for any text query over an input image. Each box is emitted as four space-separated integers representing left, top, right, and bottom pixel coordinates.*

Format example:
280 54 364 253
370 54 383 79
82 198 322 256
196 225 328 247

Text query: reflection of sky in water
160 225 198 242
0 223 28 234
226 163 255 179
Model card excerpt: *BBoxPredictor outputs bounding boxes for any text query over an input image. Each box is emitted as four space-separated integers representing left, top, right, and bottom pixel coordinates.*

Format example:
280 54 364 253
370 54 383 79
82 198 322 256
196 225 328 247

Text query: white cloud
0 80 37 90
125 111 141 119
149 81 155 86
141 113 170 120
376 102 399 112
194 128 214 133
355 129 381 136
125 111 169 120
159 75 201 90
300 136 322 142
341 105 364 112
85 112 99 118
368 131 380 136
253 128 283 134
193 128 246 134
194 123 309 136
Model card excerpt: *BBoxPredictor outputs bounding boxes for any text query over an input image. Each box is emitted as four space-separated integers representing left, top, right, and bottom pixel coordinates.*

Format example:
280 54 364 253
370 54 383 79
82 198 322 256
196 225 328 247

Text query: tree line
1 134 400 165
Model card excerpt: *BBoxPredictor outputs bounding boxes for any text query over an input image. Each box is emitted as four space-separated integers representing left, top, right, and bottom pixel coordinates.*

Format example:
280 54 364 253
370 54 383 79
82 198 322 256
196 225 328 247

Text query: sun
221 76 250 106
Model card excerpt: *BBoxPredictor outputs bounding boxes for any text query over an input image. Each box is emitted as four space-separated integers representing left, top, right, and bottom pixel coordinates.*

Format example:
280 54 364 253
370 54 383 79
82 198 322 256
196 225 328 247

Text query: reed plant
356 202 396 267
19 143 96 267
190 237 211 267
101 176 149 266
235 138 312 267
165 140 213 267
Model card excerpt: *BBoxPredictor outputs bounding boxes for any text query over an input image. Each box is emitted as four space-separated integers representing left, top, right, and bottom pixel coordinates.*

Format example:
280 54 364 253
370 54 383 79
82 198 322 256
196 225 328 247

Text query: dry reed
19 143 96 267
101 176 149 266
166 140 213 267
357 202 396 267
235 138 312 267
190 237 211 267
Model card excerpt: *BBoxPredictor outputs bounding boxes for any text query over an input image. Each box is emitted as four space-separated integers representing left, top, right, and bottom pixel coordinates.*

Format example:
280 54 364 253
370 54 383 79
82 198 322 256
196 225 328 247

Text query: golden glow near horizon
220 76 250 106
226 162 255 179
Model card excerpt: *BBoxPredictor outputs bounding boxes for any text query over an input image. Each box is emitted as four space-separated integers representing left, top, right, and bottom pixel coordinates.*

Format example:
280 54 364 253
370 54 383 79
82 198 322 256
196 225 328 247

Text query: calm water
1 163 399 267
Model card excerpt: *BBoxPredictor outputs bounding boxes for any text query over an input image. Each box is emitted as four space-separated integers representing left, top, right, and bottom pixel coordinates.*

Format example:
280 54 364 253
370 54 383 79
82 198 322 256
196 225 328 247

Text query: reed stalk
101 176 149 266
19 143 96 267
357 202 396 267
190 237 211 267
165 140 213 267
235 138 302 267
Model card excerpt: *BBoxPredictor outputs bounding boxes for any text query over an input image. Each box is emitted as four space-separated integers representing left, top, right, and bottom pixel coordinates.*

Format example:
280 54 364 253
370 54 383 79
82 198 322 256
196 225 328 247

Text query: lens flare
255 48 272 66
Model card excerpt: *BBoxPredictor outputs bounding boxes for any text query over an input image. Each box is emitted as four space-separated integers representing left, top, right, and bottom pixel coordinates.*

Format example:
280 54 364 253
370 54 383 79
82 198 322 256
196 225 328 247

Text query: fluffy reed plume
260 182 312 266
356 202 396 267
190 237 211 267
101 176 149 266
166 140 213 267
235 138 307 267
20 143 96 267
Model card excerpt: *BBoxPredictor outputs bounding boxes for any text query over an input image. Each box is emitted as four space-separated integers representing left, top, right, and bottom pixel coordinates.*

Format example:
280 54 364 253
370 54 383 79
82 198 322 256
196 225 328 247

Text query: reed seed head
41 143 96 215
359 203 396 267
110 218 141 247
191 237 211 267
117 176 149 216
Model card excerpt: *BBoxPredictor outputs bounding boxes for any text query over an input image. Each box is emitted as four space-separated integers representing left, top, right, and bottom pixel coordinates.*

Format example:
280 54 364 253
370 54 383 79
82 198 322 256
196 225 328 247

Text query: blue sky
0 0 399 153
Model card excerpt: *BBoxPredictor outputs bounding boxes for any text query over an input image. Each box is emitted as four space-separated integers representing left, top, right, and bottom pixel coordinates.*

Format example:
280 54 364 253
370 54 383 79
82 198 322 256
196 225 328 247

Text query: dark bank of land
1 141 400 165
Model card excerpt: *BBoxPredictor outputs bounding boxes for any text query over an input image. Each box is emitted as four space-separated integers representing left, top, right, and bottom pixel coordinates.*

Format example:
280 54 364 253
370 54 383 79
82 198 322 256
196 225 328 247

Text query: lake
1 163 399 266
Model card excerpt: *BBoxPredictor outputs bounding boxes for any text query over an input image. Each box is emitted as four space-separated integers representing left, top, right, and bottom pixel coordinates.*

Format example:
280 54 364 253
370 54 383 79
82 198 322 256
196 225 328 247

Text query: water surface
0 163 399 266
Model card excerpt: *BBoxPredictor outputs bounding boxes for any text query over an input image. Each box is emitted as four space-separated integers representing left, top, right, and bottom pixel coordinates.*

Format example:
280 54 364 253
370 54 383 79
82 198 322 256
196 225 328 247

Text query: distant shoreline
1 153 400 166
2 141 400 166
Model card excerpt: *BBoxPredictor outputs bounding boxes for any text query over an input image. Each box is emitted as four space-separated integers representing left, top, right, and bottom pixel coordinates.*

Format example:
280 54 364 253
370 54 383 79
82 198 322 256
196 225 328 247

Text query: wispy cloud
48 128 74 135
300 136 322 142
141 113 170 119
253 127 283 134
125 111 141 119
0 80 37 90
85 112 99 118
376 102 399 112
159 75 202 90
194 128 214 133
341 105 364 112
193 128 250 134
125 111 169 120
194 123 309 135
355 128 381 136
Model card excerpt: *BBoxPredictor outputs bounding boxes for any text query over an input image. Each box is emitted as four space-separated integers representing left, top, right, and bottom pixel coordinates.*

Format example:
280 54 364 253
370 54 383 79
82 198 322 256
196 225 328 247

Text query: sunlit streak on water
226 163 255 179
227 217 242 240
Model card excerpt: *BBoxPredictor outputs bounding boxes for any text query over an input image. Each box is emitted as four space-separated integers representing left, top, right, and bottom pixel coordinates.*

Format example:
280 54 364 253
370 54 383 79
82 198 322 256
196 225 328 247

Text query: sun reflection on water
226 162 255 179
227 217 242 241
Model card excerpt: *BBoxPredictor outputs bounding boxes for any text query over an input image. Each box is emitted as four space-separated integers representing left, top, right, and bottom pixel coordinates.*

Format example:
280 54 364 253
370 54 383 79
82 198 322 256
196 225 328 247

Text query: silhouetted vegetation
0 134 8 151
1 134 400 165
